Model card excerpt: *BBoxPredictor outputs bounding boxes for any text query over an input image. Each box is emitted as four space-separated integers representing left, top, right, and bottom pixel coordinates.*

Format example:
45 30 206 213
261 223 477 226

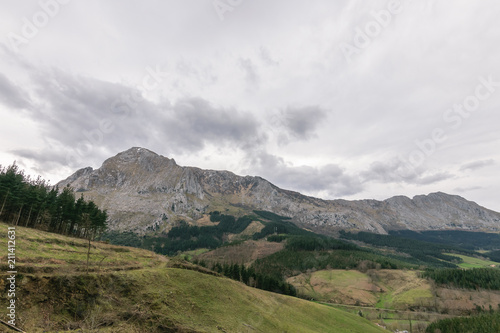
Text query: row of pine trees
423 268 500 291
192 260 297 296
426 311 500 333
0 163 107 239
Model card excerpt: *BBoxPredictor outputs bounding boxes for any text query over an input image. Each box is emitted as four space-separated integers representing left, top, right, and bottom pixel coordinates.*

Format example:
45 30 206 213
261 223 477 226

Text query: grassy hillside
0 222 386 332
287 269 433 309
0 223 164 275
443 253 500 269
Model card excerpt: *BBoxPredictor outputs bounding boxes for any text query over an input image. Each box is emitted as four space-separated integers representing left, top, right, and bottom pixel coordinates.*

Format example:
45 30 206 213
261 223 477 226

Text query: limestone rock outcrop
57 147 500 235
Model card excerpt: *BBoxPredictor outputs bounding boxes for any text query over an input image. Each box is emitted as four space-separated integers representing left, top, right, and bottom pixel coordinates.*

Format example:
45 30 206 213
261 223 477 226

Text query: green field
392 287 433 305
179 247 211 260
319 302 451 333
444 253 500 269
0 222 386 332
289 269 433 311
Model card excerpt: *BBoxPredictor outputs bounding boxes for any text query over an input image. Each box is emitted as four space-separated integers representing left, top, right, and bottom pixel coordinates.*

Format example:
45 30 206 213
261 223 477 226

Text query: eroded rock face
57 147 500 235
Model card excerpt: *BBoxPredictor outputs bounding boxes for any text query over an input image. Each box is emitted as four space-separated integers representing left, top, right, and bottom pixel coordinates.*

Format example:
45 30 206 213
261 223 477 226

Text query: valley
2 152 500 332
0 222 386 333
180 211 500 332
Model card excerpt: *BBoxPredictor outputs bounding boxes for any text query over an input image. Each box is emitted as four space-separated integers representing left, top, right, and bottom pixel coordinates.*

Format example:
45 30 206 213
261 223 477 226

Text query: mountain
57 147 500 235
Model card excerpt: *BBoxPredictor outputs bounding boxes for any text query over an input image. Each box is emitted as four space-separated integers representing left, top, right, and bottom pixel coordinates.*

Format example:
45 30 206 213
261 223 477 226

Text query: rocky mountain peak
57 147 500 235
101 147 176 171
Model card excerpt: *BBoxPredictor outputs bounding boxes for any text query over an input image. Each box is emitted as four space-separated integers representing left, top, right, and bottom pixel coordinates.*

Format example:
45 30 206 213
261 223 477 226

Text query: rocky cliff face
57 147 500 234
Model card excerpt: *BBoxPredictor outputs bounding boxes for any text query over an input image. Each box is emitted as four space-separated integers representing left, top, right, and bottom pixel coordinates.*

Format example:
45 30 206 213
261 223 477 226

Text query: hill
56 147 500 235
0 222 386 333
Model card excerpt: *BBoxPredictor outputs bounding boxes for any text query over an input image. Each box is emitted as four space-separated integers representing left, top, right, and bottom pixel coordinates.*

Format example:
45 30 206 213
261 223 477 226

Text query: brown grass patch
435 287 500 314
195 214 219 227
289 270 380 305
227 220 265 242
196 239 284 265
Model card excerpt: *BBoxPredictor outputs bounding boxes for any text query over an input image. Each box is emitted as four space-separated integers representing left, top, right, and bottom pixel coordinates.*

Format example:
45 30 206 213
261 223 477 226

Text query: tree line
339 230 474 268
251 210 318 240
251 241 410 281
0 163 107 239
426 310 500 333
390 229 500 251
101 213 255 255
423 268 500 291
193 260 297 296
285 235 358 252
486 250 500 262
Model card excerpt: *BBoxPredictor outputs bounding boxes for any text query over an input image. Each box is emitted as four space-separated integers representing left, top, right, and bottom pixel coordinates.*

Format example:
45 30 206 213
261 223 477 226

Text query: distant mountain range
57 147 500 235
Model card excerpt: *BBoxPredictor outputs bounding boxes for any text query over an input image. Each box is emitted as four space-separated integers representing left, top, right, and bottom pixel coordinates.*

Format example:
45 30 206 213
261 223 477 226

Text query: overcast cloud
0 0 499 211
0 72 31 109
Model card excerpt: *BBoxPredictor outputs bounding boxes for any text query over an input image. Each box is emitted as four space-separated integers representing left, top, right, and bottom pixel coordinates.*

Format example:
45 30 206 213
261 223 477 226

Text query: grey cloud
175 60 218 87
248 151 363 197
9 148 75 179
13 68 264 171
0 73 31 109
417 172 454 185
26 69 154 155
454 186 482 193
362 159 454 186
278 106 328 141
239 58 259 86
259 47 279 67
360 160 404 183
164 97 263 153
459 159 495 171
11 148 66 164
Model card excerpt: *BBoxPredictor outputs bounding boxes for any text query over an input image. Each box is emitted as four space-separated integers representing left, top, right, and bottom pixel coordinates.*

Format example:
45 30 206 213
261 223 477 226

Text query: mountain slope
0 222 385 333
57 147 500 234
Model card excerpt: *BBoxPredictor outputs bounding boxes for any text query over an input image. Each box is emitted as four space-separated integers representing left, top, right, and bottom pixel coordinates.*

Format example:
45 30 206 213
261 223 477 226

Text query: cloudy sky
1 0 499 211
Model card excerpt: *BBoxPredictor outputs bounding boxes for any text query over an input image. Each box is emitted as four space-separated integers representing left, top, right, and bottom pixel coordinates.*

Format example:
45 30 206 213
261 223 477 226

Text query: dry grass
289 270 380 305
196 239 285 266
227 220 265 242
374 270 433 309
194 214 218 227
435 287 500 314
0 222 166 276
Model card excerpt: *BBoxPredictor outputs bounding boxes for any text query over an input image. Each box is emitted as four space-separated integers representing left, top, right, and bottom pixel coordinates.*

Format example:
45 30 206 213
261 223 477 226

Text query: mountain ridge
57 147 500 235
